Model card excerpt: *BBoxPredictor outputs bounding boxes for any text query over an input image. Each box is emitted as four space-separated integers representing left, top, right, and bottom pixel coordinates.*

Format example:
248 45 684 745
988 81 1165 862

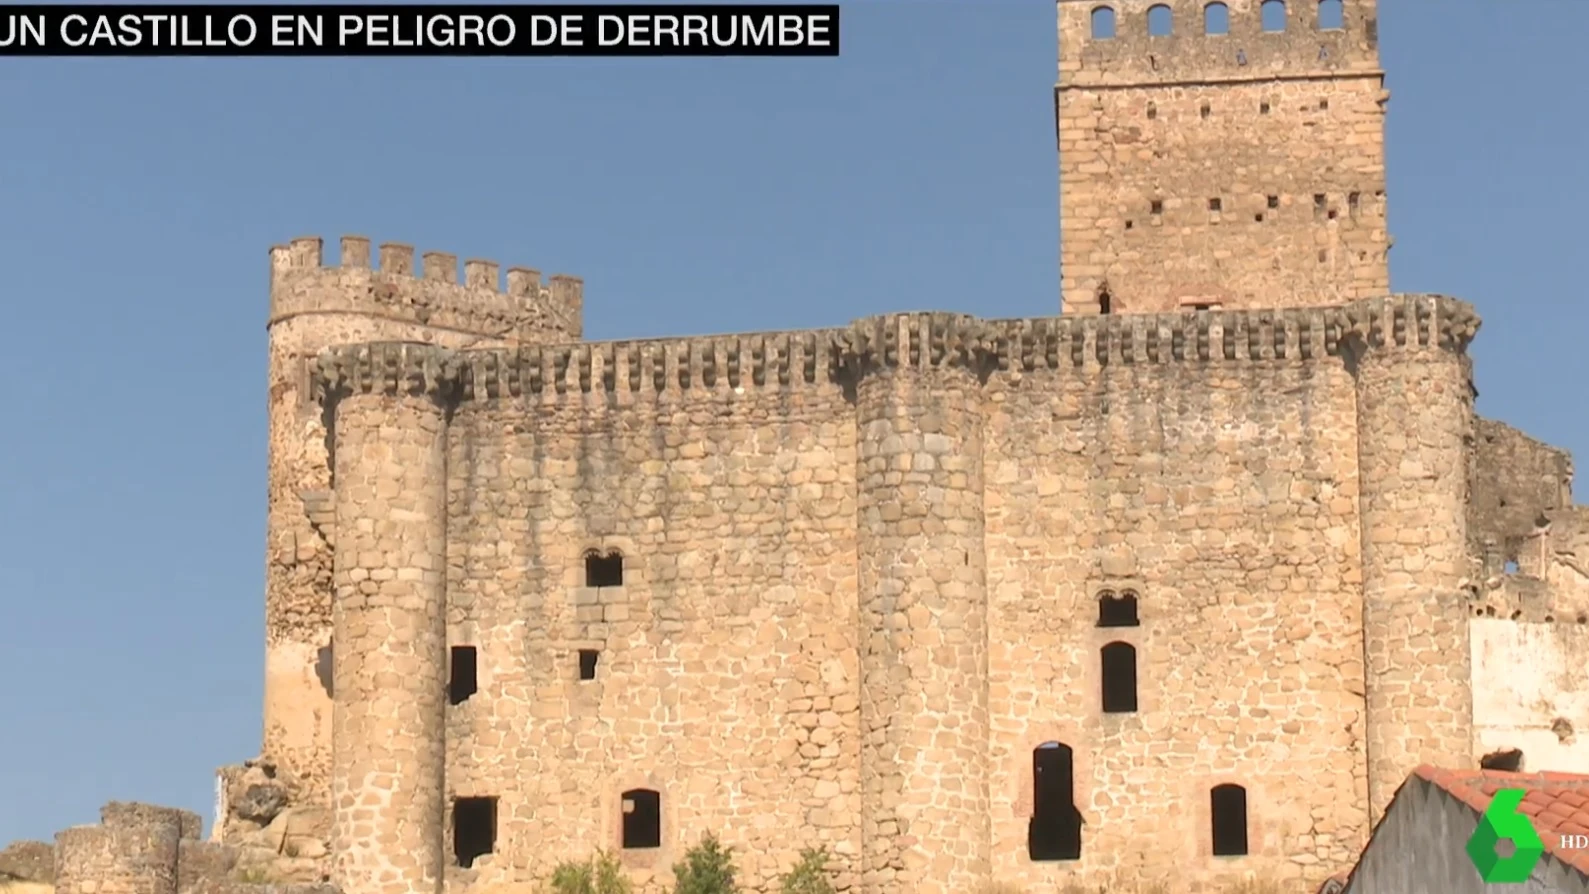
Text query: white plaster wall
1470 619 1589 772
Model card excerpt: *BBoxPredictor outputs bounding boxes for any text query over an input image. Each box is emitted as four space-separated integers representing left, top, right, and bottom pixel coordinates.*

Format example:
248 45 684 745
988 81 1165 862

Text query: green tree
672 833 738 894
549 850 632 894
778 847 834 894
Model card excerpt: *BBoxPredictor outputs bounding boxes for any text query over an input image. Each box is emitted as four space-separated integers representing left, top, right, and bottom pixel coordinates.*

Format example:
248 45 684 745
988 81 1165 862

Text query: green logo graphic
1465 788 1545 883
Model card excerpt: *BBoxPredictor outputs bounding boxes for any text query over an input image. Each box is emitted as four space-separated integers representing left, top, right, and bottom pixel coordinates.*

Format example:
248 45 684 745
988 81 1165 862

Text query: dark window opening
1191 304 1214 312
1090 6 1116 39
1147 4 1172 36
1150 199 1164 215
1097 287 1113 315
1208 198 1222 212
449 646 478 706
1314 193 1327 214
454 796 498 868
621 789 662 849
315 643 334 699
1125 220 1134 230
1327 209 1338 220
1097 590 1140 627
1200 103 1211 119
586 550 623 588
1259 101 1270 114
1028 743 1081 861
1100 642 1138 713
1203 1 1229 35
1146 103 1157 120
1254 214 1265 223
1317 0 1344 30
1267 195 1280 209
1261 0 1287 32
1480 748 1524 771
579 649 600 681
1210 785 1248 856
1318 250 1329 263
1319 98 1330 110
1348 192 1360 212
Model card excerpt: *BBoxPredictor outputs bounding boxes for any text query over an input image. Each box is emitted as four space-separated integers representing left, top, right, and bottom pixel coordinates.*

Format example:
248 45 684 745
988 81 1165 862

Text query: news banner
0 4 840 55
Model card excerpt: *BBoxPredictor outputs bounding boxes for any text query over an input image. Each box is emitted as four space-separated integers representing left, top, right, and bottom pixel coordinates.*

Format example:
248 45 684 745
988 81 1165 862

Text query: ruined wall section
321 332 864 894
1057 0 1389 313
263 235 582 810
1468 418 1574 572
1470 619 1589 775
981 307 1368 891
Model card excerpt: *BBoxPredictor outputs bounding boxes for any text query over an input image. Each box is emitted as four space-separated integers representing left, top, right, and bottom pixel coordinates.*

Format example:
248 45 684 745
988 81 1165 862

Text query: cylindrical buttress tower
1348 295 1480 822
852 313 992 894
318 343 456 894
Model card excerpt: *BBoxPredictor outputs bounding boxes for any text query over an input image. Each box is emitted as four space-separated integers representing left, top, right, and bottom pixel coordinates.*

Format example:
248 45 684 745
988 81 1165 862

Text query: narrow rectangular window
449 646 478 706
454 796 497 867
579 649 599 681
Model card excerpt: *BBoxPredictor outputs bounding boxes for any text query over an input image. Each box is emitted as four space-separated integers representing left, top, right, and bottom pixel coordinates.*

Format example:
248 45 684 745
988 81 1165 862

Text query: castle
8 2 1589 894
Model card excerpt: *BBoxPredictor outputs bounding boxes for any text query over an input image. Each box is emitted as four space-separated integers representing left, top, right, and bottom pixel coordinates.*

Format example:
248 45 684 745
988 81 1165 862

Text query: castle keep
7 2 1589 894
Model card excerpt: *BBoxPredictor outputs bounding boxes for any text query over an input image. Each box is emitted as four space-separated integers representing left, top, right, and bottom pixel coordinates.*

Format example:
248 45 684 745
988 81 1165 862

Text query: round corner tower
263 235 583 805
851 313 992 894
1346 294 1479 822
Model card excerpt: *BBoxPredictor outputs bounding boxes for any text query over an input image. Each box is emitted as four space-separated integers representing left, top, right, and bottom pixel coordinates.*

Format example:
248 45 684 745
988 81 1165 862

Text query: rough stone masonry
7 2 1589 894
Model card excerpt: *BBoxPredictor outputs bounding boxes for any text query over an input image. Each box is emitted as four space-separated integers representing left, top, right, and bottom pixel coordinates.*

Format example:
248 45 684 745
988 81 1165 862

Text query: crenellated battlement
1058 0 1381 88
310 296 1480 407
269 234 582 344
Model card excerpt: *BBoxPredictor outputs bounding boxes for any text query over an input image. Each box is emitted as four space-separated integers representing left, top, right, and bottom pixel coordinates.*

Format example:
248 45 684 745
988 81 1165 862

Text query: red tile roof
1414 765 1589 877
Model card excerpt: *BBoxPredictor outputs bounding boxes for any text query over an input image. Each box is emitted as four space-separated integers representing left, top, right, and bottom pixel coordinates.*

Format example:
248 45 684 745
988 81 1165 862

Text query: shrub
672 833 738 894
779 848 834 894
549 850 631 894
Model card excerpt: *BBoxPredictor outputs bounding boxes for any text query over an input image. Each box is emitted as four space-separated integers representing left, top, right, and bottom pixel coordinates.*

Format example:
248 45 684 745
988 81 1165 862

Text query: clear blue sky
0 1 1584 845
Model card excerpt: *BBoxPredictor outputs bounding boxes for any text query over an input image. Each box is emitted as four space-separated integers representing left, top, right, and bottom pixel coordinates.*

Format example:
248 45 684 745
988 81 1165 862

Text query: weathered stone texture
1468 418 1574 569
264 236 584 809
1057 0 1389 313
1349 297 1478 822
327 386 451 894
55 822 179 894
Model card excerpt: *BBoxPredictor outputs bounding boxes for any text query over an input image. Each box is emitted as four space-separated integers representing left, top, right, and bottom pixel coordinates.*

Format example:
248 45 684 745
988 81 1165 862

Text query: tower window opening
621 789 662 849
578 649 600 681
585 550 623 588
1210 785 1249 856
1100 642 1138 713
1208 198 1222 212
1319 98 1330 111
1147 102 1157 120
1348 192 1360 213
1150 199 1164 215
1097 287 1113 315
449 646 478 706
1267 195 1279 209
1090 5 1116 39
1317 0 1344 30
1097 590 1140 628
1200 103 1211 119
453 796 498 868
1147 4 1172 36
1028 743 1082 861
1261 0 1287 32
1259 101 1270 114
1203 2 1229 35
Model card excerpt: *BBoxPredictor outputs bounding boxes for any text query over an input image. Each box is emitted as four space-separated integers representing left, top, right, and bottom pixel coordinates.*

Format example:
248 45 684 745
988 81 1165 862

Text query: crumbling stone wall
1470 619 1589 775
1467 418 1573 571
1056 0 1389 313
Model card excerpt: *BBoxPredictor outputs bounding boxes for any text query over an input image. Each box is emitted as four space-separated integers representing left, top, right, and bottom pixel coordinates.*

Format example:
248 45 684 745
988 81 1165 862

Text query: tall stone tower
1056 0 1390 313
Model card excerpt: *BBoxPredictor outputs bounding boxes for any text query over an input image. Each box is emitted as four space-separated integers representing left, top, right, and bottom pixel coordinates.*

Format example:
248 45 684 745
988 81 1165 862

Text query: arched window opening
1211 784 1249 856
1100 642 1138 713
1090 5 1117 39
1317 0 1344 30
1028 743 1082 861
620 789 662 849
1097 590 1140 628
1097 286 1113 315
1203 2 1229 35
1147 4 1173 36
1261 0 1288 32
585 549 623 588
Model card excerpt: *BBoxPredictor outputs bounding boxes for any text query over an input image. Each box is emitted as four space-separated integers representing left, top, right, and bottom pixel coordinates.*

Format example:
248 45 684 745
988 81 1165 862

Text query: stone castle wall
1056 0 1389 314
263 237 584 810
294 295 1482 894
